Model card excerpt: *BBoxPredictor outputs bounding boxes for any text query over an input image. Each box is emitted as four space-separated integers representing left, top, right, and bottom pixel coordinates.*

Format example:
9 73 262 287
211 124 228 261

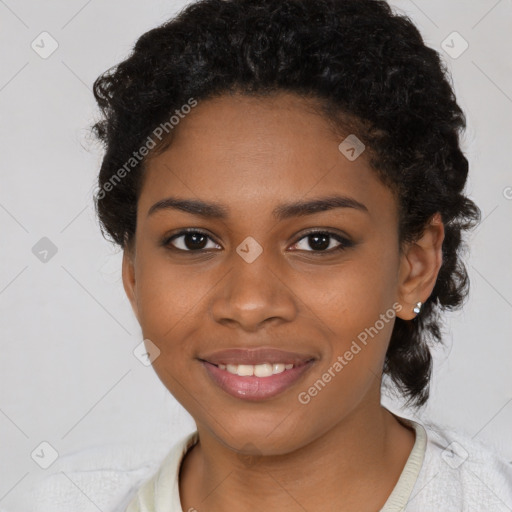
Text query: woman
89 0 512 510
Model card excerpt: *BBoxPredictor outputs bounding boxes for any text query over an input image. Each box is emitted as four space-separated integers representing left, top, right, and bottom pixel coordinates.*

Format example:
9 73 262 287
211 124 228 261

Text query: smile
201 359 315 401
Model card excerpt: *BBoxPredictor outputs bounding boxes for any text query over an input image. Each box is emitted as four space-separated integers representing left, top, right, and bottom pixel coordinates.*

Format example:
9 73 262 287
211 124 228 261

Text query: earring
413 301 422 314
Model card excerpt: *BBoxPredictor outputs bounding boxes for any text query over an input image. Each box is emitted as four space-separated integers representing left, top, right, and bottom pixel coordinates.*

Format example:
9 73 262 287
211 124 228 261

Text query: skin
122 92 444 512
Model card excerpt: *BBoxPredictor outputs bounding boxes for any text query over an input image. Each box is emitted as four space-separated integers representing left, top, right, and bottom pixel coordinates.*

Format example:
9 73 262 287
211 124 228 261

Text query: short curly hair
91 0 481 408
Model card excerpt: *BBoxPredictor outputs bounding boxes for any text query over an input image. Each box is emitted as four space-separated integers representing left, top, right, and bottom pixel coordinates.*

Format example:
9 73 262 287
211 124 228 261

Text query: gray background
1 0 511 509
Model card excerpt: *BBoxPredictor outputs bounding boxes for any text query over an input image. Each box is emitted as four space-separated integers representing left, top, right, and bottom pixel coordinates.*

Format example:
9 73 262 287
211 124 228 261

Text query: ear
396 212 445 320
122 247 140 323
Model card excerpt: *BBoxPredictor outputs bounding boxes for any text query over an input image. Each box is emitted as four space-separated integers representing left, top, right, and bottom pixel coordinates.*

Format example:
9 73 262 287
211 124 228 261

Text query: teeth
217 362 296 376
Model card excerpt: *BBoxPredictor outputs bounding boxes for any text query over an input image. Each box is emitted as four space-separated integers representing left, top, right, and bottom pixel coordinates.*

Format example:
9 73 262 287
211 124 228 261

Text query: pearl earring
413 301 422 314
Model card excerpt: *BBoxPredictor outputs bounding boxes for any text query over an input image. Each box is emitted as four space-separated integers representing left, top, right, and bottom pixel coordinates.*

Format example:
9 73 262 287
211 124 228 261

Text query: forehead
138 92 397 225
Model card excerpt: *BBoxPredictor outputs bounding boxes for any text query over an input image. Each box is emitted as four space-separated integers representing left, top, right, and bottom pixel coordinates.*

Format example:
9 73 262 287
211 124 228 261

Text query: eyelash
162 228 353 254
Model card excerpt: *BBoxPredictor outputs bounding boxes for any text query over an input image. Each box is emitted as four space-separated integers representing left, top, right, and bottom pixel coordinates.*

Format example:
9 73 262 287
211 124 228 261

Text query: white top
30 413 512 511
124 415 512 512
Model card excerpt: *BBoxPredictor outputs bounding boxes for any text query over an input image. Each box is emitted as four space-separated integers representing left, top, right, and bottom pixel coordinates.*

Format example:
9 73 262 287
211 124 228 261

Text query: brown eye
290 231 353 253
164 230 221 251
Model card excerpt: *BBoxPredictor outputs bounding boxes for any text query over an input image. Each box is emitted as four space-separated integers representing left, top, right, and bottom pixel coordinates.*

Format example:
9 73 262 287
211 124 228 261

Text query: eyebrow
147 194 369 221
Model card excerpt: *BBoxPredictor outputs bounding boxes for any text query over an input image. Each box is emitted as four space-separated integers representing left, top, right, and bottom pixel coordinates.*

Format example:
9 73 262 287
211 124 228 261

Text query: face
122 92 439 455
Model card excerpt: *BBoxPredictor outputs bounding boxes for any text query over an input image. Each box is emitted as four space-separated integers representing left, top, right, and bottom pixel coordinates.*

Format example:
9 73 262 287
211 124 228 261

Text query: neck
179 401 416 512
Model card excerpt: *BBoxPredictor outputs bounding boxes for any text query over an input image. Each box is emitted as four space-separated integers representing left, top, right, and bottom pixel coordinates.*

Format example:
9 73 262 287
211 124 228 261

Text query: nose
210 253 297 332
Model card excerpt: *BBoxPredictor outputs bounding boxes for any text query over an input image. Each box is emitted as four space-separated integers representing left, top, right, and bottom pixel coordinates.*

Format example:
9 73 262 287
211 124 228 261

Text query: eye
289 230 353 253
162 228 353 254
163 229 221 252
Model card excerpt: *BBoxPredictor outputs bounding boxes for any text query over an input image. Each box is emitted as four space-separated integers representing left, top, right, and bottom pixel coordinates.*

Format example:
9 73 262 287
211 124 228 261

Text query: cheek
134 248 208 339
306 255 396 329
306 252 398 374
134 253 203 399
132 256 214 403
295 276 396 429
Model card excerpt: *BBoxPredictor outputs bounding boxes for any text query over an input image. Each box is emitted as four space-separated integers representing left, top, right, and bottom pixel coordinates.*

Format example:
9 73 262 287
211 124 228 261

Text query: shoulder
29 437 182 512
125 430 199 512
407 418 512 511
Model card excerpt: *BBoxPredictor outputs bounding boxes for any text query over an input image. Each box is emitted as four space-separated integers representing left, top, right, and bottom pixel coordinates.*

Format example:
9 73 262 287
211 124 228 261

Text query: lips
201 359 316 401
198 347 316 366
